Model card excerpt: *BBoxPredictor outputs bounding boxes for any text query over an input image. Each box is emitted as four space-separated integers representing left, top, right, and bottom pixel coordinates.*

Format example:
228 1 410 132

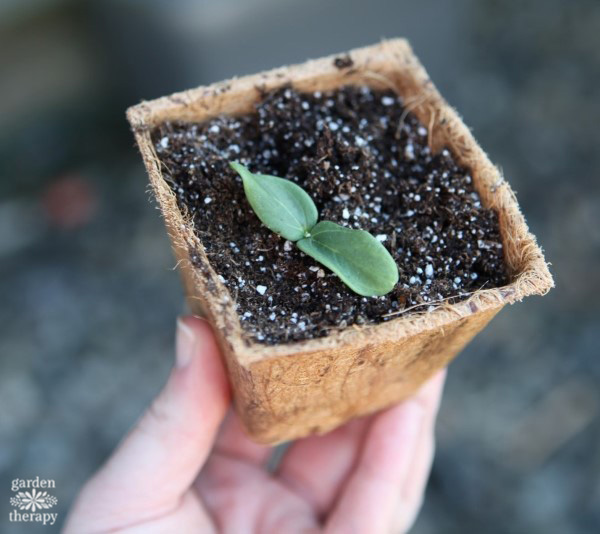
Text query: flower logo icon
10 488 58 512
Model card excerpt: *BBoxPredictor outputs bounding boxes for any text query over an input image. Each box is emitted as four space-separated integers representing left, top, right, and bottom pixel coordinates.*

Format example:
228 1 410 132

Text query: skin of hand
64 316 446 534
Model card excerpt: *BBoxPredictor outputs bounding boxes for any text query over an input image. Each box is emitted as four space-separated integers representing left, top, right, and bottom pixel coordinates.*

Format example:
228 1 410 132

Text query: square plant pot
127 39 553 444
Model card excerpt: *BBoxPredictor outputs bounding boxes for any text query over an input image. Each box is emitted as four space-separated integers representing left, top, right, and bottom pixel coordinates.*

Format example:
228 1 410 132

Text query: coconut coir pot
127 39 553 444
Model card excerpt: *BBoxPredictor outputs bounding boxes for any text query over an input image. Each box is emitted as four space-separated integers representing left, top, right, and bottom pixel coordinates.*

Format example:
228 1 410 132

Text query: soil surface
152 85 508 344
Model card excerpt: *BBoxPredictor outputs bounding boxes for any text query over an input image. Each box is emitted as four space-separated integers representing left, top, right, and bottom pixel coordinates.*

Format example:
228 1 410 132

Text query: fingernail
176 318 195 368
401 400 426 441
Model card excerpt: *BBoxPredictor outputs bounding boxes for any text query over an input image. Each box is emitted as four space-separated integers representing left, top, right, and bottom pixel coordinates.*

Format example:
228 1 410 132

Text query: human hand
65 316 446 534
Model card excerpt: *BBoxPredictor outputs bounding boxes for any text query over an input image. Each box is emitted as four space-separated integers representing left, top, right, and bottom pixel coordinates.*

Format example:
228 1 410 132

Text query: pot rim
127 38 553 366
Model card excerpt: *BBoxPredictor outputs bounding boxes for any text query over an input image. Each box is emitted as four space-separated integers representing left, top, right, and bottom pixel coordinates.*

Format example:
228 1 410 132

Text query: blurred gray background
1 0 599 532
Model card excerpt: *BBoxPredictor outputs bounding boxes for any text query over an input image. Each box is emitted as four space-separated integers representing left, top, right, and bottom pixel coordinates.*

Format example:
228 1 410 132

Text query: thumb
65 317 230 532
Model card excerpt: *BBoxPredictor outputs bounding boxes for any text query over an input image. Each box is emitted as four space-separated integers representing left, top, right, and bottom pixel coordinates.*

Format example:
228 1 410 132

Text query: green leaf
297 221 399 296
230 162 318 242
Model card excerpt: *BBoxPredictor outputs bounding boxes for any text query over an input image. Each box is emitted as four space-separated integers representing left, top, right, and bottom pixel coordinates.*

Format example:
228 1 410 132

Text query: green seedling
230 162 399 297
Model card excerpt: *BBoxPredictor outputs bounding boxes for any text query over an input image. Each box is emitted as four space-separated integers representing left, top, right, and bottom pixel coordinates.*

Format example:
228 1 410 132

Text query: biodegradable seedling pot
127 39 553 444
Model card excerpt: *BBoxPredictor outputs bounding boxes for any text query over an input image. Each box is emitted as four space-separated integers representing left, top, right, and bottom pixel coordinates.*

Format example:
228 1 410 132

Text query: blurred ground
1 1 599 532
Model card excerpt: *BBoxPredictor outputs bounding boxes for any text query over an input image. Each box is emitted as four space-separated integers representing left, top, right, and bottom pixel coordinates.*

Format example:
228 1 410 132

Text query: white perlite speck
425 264 434 278
283 240 293 252
381 96 395 106
376 234 387 242
160 137 169 149
342 208 350 219
209 124 220 134
256 285 267 295
204 197 212 204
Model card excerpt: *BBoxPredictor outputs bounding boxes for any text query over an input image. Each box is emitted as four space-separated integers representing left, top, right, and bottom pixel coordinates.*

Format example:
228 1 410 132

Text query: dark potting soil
152 85 508 344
